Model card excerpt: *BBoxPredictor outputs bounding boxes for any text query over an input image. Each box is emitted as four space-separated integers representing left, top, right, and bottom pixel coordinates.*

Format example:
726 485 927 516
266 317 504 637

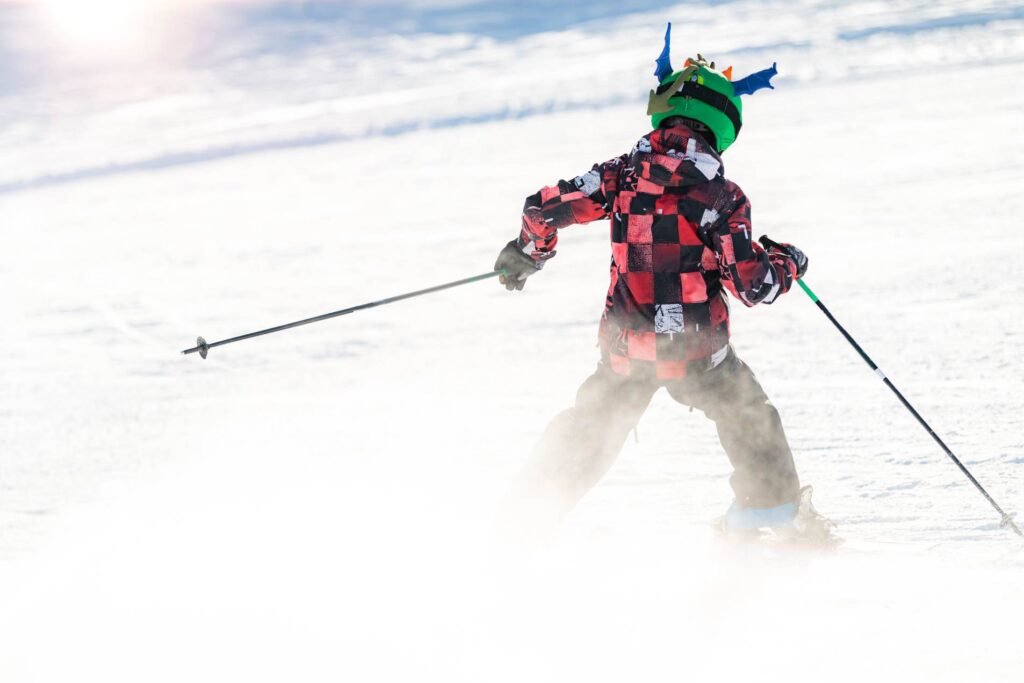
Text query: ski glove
759 235 808 278
494 240 541 291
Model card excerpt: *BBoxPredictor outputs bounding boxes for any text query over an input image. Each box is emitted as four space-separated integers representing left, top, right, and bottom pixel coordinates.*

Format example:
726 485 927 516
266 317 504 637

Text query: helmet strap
661 116 719 151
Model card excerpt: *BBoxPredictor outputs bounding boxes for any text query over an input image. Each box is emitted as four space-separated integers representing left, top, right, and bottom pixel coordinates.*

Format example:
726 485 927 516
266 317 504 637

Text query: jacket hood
628 123 724 188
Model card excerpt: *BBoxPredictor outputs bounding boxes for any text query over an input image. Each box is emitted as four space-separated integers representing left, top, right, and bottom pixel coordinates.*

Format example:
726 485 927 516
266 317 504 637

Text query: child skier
494 26 833 542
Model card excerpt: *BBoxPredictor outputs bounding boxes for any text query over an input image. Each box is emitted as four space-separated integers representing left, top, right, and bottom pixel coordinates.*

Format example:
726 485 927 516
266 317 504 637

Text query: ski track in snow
2 1 1024 681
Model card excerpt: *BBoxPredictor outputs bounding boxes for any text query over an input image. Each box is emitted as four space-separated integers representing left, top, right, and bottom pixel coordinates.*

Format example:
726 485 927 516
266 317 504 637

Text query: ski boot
715 486 840 547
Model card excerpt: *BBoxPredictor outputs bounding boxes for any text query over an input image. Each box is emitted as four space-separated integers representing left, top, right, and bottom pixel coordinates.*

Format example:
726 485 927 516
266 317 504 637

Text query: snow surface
2 1 1023 681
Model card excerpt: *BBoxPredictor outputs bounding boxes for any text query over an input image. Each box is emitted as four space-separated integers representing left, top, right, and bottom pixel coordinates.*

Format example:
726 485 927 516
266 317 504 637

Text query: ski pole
181 270 503 359
790 273 1022 538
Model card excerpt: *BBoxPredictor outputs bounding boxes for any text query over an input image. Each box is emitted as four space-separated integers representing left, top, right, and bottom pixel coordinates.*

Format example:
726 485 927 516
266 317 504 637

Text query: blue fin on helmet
654 23 673 82
732 62 778 96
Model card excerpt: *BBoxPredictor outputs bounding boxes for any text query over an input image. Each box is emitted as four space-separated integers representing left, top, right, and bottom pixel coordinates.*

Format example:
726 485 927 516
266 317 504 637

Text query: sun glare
38 0 164 51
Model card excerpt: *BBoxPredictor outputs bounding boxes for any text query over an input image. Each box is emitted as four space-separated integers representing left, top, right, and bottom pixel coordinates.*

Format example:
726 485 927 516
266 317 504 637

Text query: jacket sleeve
517 157 625 263
708 186 797 307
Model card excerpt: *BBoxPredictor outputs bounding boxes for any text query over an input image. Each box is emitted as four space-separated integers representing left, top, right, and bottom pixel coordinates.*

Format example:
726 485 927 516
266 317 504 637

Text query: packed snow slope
2 1 1023 681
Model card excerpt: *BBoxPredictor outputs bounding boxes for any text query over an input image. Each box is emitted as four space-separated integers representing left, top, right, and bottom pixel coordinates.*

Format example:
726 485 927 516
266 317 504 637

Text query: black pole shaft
797 280 1021 537
182 270 502 357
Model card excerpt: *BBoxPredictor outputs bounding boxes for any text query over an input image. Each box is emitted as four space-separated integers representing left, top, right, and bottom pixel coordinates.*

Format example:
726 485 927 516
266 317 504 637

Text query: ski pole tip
182 336 209 359
1000 512 1023 537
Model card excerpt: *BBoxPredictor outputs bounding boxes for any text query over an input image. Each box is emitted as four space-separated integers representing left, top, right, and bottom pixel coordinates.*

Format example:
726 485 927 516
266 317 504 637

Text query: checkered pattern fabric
518 123 798 379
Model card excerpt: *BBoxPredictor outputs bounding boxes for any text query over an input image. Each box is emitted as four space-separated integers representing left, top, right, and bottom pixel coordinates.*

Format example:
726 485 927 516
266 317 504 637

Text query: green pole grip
797 278 819 303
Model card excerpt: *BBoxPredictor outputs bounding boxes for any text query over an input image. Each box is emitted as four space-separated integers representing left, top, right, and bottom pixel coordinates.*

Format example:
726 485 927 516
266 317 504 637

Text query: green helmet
647 23 778 153
647 59 743 153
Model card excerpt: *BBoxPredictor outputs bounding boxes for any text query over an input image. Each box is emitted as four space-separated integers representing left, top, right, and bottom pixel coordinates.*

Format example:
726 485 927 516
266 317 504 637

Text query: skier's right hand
494 240 541 291
759 235 808 278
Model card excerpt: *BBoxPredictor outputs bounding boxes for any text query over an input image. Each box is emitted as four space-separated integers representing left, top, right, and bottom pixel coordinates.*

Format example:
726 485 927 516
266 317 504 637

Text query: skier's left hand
494 240 541 291
759 235 808 278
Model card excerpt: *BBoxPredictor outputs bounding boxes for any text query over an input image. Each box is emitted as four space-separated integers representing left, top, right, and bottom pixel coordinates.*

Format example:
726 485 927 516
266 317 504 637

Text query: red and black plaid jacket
518 123 798 379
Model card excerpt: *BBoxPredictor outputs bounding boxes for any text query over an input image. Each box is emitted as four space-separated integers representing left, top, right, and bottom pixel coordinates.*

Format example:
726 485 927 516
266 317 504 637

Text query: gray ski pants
504 348 801 537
